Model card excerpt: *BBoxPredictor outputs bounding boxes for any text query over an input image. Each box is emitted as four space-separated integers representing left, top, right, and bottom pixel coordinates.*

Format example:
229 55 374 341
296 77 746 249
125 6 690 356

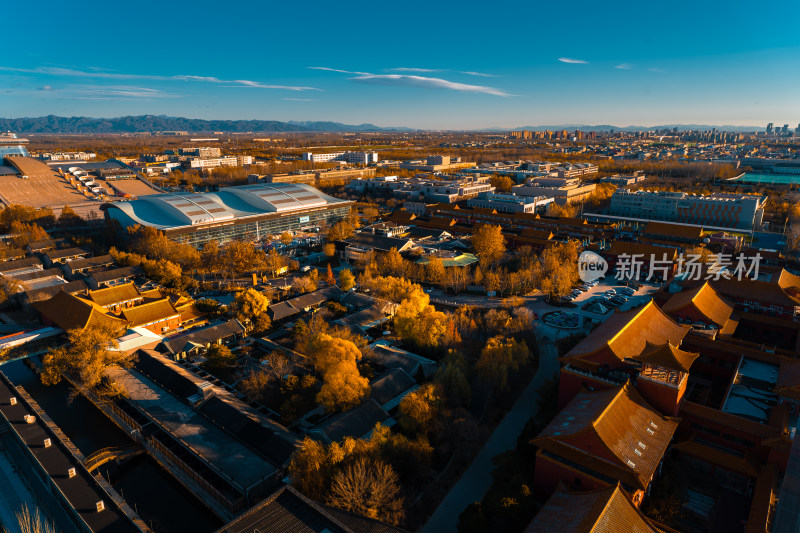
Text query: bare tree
327 457 404 525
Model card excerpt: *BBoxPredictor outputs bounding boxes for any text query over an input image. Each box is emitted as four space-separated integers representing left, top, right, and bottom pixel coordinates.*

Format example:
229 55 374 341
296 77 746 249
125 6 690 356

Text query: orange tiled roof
776 269 800 293
633 341 699 373
661 281 734 328
121 298 179 327
606 241 678 260
32 290 129 332
711 278 800 308
523 482 660 533
86 282 142 307
532 384 679 490
564 301 691 365
519 228 553 240
643 222 703 240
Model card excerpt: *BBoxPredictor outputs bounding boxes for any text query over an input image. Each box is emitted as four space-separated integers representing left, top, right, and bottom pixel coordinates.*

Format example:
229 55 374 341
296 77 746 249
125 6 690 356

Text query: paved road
419 338 561 533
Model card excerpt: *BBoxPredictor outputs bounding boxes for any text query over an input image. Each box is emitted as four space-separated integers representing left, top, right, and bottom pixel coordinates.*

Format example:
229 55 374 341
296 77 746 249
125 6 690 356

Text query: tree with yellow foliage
475 336 530 394
471 224 506 270
41 323 131 391
310 333 370 412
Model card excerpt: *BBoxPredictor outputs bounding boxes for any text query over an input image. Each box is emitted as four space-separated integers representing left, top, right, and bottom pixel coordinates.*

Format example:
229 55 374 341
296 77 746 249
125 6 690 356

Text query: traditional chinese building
532 384 679 504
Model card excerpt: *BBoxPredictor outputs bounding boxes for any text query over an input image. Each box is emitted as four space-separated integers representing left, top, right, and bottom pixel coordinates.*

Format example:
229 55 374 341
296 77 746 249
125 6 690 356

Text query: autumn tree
435 350 471 407
204 344 237 372
327 458 404 525
328 221 355 241
41 323 131 391
323 242 337 258
338 268 356 291
310 333 370 412
240 369 272 402
425 257 446 285
326 264 336 286
8 221 48 248
57 205 83 227
489 175 515 192
288 437 333 501
398 383 442 436
265 249 288 277
475 336 530 394
471 224 506 270
234 288 270 324
280 231 294 246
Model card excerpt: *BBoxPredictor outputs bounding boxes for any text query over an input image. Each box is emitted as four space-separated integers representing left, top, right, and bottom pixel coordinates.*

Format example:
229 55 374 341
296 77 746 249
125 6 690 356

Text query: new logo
578 251 608 282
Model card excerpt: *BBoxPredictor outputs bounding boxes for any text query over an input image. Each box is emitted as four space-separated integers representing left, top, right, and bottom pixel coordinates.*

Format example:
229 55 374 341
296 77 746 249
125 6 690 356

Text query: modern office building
0 132 30 158
608 190 765 230
104 183 353 247
467 192 553 213
302 151 378 164
512 177 596 205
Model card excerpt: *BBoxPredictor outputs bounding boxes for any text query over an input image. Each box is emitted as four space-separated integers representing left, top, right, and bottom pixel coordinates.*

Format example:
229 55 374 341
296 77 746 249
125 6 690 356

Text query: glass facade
0 145 30 158
168 206 350 247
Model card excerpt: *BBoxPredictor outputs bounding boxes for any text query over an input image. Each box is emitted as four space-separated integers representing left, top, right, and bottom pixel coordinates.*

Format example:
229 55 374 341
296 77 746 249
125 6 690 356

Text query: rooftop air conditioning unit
43 438 51 448
68 468 76 478
9 397 16 405
96 501 105 512
24 415 35 424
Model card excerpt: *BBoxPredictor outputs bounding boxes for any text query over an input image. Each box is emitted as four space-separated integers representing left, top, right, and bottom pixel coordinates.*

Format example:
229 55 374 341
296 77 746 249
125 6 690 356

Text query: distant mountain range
494 124 764 133
0 115 413 134
0 115 766 134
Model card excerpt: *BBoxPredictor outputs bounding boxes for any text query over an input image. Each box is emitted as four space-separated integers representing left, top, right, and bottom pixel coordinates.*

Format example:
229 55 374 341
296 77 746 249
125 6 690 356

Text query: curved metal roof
106 183 348 230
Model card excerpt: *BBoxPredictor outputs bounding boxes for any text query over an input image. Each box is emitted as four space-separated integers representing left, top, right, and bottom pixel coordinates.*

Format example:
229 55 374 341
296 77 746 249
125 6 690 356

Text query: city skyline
2 0 799 129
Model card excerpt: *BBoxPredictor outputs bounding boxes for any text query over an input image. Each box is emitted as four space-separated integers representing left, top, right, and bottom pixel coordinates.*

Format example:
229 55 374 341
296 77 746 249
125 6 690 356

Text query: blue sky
3 0 799 129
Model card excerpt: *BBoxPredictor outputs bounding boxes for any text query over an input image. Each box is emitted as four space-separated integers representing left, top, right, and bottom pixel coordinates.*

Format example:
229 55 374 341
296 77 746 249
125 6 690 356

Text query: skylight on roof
634 449 642 456
627 460 636 468
646 428 655 435
638 442 647 449
650 422 658 429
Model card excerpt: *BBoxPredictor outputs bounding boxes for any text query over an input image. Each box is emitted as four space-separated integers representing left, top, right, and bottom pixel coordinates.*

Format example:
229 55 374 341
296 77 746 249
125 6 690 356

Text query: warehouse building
104 183 353 247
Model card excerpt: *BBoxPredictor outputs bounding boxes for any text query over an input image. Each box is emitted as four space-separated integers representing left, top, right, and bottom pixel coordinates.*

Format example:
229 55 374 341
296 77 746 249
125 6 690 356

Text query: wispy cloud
558 57 589 64
309 67 510 97
615 63 634 70
6 84 180 100
308 66 371 76
460 71 498 78
283 97 318 102
0 66 318 91
387 67 440 73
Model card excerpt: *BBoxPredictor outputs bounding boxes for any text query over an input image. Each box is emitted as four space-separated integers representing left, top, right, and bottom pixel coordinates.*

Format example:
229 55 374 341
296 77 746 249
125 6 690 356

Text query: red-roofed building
532 384 679 504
